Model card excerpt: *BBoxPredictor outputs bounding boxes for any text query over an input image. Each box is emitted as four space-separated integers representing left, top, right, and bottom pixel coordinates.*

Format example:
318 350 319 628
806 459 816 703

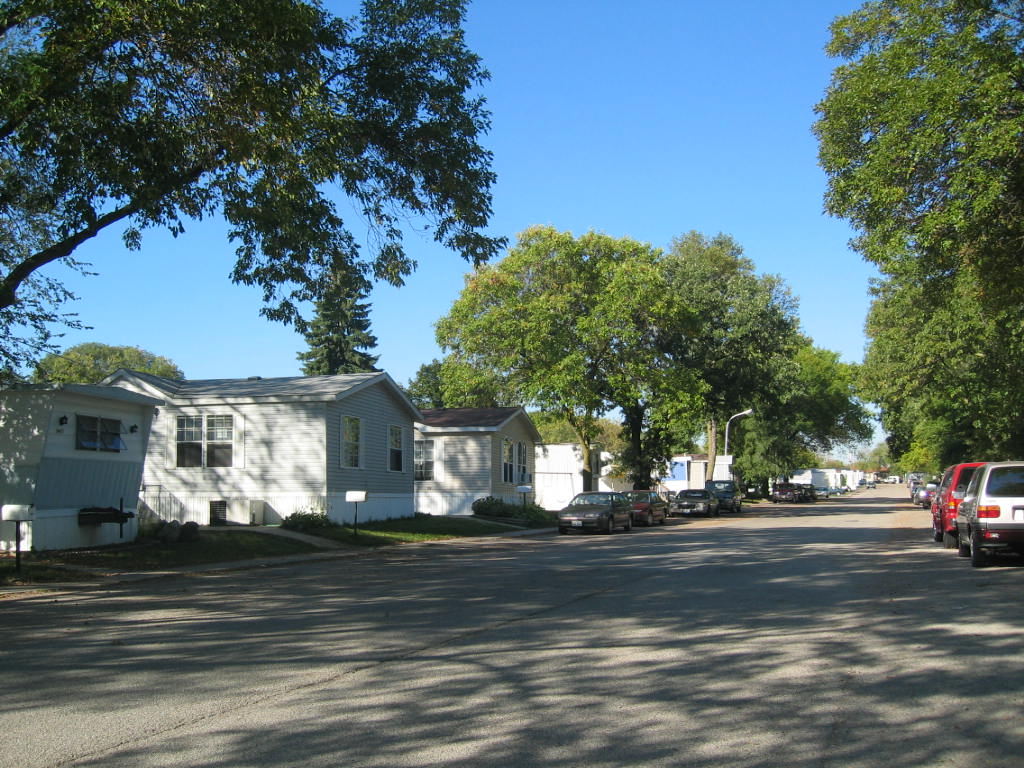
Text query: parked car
914 481 939 509
799 484 818 502
557 492 634 534
671 488 720 517
931 462 985 548
815 486 831 500
771 483 799 503
956 461 1024 567
705 480 742 513
622 490 669 526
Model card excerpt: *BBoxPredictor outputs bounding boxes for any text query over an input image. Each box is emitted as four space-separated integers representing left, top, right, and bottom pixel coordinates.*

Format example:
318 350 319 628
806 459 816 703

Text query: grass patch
294 514 519 546
0 532 319 586
1 515 530 586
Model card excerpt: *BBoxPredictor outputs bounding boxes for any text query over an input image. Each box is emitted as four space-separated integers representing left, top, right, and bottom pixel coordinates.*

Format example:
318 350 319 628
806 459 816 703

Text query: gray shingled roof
126 371 381 399
104 370 418 414
418 407 523 428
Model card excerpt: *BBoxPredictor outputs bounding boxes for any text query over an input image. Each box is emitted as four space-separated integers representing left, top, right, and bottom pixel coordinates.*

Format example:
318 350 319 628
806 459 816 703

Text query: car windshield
681 490 709 499
569 493 613 506
985 467 1024 497
706 482 734 492
622 492 649 501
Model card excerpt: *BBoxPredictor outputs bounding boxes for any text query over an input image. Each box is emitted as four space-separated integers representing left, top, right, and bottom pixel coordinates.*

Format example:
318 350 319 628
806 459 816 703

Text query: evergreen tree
297 275 379 375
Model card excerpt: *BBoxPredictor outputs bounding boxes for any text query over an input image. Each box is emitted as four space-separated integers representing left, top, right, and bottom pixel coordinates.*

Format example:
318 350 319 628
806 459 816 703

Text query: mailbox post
516 485 533 508
2 506 33 574
345 490 367 536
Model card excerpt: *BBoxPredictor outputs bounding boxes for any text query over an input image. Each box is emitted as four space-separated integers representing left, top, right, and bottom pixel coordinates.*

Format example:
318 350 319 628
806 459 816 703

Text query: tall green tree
297 270 379 375
404 359 447 410
437 226 700 490
0 0 503 375
815 0 1024 464
32 342 183 384
663 232 802 481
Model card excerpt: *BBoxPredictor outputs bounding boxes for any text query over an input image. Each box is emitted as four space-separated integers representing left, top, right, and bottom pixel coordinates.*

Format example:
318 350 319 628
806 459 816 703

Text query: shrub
471 496 556 527
471 496 510 517
281 509 338 532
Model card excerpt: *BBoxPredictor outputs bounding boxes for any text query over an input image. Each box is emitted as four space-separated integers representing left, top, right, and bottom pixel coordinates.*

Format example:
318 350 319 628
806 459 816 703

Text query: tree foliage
0 0 503 374
297 269 379 375
32 342 183 384
437 226 701 489
662 232 804 480
816 0 1024 465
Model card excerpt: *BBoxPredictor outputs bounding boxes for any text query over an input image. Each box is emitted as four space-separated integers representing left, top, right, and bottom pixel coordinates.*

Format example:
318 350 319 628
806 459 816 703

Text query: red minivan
931 462 985 548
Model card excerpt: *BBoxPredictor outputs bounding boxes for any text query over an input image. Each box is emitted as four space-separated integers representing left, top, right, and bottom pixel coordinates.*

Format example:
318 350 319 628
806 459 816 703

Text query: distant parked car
622 490 669 526
914 482 938 508
671 489 720 517
956 462 1024 567
705 480 742 513
931 462 985 548
557 492 633 535
815 486 831 500
799 484 818 502
771 483 799 503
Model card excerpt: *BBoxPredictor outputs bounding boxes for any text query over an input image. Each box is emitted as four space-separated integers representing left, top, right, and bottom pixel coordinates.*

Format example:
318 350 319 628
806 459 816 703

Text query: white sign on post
345 490 367 503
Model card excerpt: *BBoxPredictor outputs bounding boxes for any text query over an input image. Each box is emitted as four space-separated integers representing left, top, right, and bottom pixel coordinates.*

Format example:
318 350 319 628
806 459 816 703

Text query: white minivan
956 462 1024 567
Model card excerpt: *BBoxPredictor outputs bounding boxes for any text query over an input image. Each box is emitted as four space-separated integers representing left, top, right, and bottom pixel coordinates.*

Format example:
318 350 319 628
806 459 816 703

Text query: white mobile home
0 384 162 551
414 408 541 516
105 370 421 526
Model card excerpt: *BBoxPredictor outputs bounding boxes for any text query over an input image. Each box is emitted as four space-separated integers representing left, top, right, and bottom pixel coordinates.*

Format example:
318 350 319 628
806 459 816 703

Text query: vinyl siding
414 411 539 515
144 400 328 496
325 384 415 496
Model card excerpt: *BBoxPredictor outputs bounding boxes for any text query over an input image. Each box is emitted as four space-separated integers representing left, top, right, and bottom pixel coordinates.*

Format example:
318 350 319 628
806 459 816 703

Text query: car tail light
978 506 1001 518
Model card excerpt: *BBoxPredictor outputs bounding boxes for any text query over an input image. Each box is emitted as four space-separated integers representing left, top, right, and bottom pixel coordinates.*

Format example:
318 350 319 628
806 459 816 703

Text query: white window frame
415 438 435 481
341 415 363 469
516 441 528 483
502 438 515 484
175 413 236 468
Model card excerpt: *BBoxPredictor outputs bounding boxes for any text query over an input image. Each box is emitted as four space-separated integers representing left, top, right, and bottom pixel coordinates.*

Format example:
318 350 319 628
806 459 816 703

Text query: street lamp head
739 408 754 417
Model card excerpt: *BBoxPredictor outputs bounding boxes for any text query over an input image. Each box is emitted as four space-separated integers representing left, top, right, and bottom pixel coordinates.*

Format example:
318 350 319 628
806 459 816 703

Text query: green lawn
0 515 529 587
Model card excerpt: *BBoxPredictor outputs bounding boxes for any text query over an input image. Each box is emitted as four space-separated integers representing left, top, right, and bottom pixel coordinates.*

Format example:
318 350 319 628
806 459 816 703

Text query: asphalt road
3 485 1024 768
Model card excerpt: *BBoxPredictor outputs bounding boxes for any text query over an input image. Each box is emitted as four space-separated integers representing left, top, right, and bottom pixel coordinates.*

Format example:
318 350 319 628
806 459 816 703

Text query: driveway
3 486 1023 767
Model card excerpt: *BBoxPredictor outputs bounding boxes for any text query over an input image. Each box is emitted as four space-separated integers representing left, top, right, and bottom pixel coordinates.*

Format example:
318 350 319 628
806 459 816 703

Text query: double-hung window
516 441 528 483
388 425 405 472
415 439 435 481
341 416 362 468
176 415 234 467
502 439 515 483
76 415 126 453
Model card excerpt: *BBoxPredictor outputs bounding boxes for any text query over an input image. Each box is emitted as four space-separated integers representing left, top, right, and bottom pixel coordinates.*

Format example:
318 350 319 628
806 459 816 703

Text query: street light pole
724 408 754 456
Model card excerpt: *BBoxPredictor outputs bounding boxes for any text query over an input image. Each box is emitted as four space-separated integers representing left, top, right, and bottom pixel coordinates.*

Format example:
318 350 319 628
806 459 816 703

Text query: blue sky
50 0 876 389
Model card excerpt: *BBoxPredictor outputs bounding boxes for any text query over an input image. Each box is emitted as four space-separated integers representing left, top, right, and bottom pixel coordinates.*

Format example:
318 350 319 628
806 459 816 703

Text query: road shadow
4 498 1024 768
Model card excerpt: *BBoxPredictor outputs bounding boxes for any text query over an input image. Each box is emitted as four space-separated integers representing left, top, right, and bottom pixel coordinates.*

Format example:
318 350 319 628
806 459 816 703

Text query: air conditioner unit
518 472 532 483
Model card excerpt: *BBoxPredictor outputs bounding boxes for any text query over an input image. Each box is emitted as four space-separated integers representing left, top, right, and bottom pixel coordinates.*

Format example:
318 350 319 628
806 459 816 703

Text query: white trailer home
105 369 421 527
0 384 162 551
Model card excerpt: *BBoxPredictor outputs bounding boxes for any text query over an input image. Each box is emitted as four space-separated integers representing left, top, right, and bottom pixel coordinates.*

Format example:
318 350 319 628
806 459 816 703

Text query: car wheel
605 515 615 534
624 514 632 532
957 530 971 557
932 523 943 543
646 512 654 527
970 530 989 568
659 513 667 525
942 531 957 549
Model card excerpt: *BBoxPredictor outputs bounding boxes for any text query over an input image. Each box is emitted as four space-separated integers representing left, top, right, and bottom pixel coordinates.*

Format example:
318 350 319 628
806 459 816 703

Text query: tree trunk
579 441 594 492
705 416 719 485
